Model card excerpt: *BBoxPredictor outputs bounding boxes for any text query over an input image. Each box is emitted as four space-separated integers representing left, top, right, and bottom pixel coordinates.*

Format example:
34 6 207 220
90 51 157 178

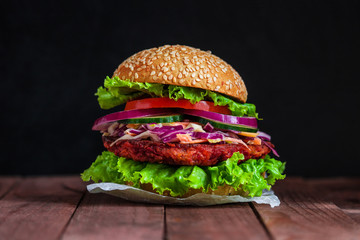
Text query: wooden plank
165 203 270 240
252 177 360 240
308 177 360 223
62 192 164 240
0 176 21 199
0 176 86 240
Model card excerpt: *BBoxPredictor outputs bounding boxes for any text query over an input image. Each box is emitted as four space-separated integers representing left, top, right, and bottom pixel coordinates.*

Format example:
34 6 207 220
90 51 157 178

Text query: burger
81 45 285 198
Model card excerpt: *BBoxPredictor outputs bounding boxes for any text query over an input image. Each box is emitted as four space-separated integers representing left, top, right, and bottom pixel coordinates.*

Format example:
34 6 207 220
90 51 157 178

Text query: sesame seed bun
113 45 248 103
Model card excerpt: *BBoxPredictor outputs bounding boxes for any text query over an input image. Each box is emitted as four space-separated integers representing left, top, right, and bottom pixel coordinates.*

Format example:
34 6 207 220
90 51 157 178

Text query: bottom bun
126 182 249 198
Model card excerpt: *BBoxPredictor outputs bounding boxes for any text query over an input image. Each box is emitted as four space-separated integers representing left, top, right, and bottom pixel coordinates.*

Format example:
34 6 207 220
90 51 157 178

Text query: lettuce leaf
81 151 286 197
95 76 258 118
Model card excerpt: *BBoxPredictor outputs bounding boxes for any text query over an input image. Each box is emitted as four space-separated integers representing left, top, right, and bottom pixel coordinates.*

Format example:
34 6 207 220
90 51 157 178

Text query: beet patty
103 137 272 166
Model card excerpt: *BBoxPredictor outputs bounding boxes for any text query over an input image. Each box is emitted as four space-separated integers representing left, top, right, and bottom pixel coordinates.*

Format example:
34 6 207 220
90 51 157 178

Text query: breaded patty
103 137 272 166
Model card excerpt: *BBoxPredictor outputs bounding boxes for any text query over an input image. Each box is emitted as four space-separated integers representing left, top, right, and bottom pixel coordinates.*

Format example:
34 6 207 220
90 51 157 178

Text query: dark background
1 1 359 177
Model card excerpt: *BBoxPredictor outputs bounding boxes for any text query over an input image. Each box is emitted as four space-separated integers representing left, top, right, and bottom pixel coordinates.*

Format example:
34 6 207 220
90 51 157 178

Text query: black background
1 1 359 177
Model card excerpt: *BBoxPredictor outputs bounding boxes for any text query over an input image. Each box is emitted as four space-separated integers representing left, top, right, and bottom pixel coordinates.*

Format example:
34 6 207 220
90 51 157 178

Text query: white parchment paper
87 183 280 208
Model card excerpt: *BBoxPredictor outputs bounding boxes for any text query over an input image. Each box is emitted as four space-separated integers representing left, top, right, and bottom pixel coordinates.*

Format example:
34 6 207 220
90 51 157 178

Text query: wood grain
252 178 360 240
0 176 86 240
165 203 270 240
0 176 21 198
61 192 164 240
1 176 359 240
308 177 360 224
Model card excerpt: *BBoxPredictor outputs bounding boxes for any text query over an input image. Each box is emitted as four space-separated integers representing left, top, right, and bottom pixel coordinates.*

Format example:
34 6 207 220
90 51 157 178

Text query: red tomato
124 98 231 115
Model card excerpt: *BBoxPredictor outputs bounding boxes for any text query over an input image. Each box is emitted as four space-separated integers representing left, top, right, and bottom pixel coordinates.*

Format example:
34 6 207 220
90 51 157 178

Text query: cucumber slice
118 114 184 124
191 116 258 133
117 113 257 132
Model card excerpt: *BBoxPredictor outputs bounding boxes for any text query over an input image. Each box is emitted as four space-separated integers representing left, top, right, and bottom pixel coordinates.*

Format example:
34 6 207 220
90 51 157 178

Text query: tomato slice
125 98 232 115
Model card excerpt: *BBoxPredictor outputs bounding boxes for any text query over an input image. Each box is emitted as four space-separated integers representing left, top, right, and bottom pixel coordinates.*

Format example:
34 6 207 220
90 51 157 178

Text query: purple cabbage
192 132 225 140
203 122 214 132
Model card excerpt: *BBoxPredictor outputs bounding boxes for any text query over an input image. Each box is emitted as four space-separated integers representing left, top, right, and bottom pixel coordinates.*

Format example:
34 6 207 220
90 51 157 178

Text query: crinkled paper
87 183 281 208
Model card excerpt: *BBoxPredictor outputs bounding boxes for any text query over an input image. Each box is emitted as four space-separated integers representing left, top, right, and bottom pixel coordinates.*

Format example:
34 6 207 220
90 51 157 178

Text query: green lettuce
95 76 258 118
81 151 285 197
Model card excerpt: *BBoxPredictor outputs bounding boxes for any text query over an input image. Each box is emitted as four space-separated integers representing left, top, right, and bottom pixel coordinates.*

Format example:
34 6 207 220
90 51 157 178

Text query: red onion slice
181 109 257 128
92 108 173 130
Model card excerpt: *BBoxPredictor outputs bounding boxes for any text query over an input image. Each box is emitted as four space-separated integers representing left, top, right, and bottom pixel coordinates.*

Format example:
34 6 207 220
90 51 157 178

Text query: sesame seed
160 62 164 67
191 73 196 78
169 74 173 80
158 72 162 77
178 73 183 78
135 73 139 79
196 66 200 71
163 67 169 72
215 86 220 90
163 75 167 80
199 74 204 79
128 72 132 76
213 77 217 82
195 78 201 82
179 79 185 84
171 66 176 71
153 76 158 80
150 71 156 75
192 80 196 85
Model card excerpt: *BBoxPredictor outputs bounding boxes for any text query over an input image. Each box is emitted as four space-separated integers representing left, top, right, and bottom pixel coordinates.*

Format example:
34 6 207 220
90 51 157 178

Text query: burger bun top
113 45 248 102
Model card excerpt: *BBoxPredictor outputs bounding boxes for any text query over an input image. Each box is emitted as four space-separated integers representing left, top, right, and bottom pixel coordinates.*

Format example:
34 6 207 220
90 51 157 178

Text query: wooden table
0 176 359 240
